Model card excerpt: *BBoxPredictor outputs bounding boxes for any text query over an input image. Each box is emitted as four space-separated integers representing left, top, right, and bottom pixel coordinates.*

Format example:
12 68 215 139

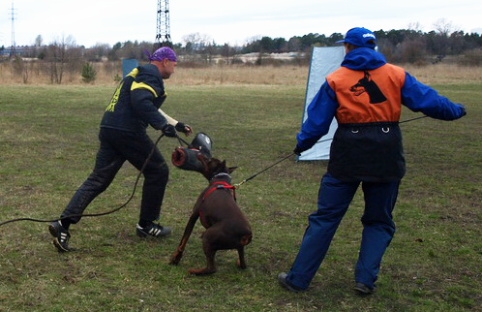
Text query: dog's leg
188 229 217 275
187 251 217 275
169 213 198 265
237 233 251 269
236 246 247 269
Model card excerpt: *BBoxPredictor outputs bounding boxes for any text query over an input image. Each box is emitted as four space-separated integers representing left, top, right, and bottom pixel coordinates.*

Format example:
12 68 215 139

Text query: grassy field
0 65 481 311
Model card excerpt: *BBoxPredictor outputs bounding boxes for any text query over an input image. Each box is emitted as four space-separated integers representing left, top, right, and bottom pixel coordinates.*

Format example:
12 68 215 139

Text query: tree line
2 24 482 63
2 25 481 84
178 28 482 65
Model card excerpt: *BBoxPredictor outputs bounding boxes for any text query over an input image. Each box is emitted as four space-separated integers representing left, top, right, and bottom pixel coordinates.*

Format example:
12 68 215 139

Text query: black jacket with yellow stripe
100 64 168 132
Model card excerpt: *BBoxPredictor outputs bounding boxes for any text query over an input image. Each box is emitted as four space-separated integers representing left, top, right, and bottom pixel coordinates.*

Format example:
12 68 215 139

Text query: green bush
81 62 97 83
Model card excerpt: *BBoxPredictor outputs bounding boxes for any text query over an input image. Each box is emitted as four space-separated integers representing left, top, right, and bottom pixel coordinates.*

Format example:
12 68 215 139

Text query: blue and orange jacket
101 64 168 133
297 47 466 182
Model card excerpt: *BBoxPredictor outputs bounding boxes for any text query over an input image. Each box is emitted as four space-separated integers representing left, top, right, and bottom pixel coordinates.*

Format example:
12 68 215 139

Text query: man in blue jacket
278 27 466 294
49 47 192 252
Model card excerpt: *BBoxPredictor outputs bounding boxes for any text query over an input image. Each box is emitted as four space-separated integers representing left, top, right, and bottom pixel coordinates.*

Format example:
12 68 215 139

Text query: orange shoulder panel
327 64 406 123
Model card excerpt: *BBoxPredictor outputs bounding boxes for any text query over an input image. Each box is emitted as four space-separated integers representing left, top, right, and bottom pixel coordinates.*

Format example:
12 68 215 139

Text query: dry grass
170 65 309 86
1 60 481 87
403 63 482 85
173 63 482 86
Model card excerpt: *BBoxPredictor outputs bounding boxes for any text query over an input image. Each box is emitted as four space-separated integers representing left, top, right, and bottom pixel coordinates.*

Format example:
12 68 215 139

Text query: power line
9 1 17 56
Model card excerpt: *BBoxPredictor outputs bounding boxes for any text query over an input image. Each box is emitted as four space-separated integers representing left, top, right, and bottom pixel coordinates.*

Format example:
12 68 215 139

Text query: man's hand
293 145 303 156
175 122 193 136
162 124 177 137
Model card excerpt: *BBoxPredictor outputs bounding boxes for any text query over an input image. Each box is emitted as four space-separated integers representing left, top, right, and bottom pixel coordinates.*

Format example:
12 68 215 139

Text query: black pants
61 128 169 224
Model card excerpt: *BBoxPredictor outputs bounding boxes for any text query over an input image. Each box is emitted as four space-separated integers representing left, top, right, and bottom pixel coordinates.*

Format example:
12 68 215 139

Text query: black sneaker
278 272 304 292
354 282 375 295
49 220 72 252
136 223 172 238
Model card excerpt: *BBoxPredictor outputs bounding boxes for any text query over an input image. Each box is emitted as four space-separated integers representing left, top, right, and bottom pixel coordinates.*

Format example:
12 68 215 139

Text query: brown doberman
169 153 252 275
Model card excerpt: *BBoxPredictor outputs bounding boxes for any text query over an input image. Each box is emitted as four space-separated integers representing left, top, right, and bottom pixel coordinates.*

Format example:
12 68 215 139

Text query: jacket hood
341 47 386 71
139 63 162 77
135 63 164 88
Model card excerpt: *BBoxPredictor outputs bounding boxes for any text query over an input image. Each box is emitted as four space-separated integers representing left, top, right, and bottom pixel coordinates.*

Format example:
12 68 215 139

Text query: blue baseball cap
336 27 377 49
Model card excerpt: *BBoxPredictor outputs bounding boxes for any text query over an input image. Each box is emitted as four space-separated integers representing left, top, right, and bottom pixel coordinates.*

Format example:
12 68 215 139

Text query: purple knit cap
147 47 177 62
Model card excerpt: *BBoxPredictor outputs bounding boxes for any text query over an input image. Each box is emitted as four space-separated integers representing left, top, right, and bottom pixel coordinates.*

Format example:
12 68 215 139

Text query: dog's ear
196 152 211 179
228 166 237 174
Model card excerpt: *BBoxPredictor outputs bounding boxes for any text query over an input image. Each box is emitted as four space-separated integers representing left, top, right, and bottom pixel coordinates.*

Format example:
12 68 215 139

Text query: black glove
293 145 303 156
161 124 177 137
175 122 192 135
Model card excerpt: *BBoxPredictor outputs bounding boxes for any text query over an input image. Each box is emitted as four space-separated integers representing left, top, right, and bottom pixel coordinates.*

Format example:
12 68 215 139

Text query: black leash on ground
0 133 178 228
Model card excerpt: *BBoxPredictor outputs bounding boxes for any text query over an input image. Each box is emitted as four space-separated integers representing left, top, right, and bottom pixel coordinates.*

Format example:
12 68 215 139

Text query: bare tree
44 35 78 84
430 19 461 57
35 35 43 47
220 43 236 64
287 37 301 52
399 37 427 64
12 55 33 83
433 18 459 37
407 22 424 33
85 43 111 61
182 32 213 52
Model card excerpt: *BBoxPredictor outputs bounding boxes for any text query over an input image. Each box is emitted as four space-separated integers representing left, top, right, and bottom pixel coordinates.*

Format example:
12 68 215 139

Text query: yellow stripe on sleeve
131 81 158 98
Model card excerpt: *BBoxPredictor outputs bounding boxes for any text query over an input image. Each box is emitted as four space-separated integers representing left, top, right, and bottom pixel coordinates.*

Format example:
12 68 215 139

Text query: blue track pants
286 172 399 290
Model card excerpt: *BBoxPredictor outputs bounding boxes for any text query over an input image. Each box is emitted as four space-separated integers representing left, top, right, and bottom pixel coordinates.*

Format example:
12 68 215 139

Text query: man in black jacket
49 47 192 252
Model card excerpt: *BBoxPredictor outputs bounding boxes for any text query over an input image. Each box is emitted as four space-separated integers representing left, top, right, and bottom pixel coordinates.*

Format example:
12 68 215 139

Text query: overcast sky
1 0 481 48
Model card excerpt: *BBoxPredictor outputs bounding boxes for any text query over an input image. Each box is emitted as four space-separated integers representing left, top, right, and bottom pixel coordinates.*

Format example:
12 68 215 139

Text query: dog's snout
171 147 186 166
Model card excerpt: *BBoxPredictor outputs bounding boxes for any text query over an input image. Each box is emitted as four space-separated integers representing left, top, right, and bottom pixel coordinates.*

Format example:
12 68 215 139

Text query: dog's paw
169 252 183 265
188 268 216 275
236 259 247 269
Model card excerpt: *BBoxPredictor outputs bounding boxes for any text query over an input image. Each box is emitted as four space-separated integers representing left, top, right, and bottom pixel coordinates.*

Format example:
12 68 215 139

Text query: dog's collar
210 172 231 183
